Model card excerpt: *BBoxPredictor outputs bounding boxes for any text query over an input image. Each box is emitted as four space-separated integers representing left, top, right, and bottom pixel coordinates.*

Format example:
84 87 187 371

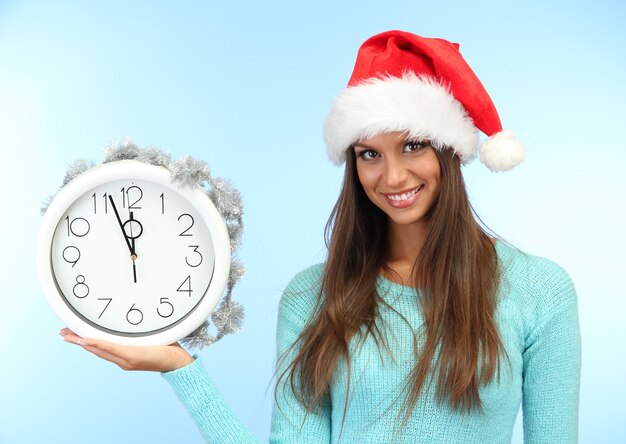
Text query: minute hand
108 195 135 257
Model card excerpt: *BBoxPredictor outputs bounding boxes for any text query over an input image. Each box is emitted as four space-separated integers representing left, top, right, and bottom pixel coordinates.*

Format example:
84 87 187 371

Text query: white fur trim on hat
323 72 479 165
479 130 525 172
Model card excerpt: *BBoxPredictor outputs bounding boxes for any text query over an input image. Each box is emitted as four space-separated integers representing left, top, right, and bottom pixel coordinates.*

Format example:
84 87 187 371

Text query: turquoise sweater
163 241 581 443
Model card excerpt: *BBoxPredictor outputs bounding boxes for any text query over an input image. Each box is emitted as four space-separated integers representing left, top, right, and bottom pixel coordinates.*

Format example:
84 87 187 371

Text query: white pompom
479 130 525 172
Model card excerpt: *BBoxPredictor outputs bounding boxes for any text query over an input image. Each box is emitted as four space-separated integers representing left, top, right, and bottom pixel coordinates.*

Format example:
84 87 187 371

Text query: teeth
388 186 421 201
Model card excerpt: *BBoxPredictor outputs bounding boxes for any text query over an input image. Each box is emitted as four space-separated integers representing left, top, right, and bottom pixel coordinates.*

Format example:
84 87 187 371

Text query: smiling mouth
384 185 423 202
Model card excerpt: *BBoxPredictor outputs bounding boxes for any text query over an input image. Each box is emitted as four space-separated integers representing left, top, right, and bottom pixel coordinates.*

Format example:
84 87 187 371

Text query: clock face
37 161 231 345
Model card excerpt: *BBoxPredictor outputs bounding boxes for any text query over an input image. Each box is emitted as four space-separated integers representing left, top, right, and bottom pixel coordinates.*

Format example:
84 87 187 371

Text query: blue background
1 1 625 443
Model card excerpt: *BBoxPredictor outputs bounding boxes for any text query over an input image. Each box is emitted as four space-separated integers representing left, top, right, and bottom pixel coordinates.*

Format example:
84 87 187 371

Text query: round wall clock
37 157 234 346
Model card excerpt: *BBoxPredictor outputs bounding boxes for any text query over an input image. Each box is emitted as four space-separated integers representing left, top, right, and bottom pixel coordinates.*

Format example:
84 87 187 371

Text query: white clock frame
36 160 231 346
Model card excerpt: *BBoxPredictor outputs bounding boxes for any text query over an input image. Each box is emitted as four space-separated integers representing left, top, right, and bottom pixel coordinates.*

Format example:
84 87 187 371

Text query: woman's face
353 131 441 229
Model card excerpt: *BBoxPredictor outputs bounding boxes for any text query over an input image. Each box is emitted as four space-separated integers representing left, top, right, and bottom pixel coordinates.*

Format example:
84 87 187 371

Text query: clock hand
129 212 138 258
108 195 134 258
126 211 144 258
109 196 139 284
130 212 138 284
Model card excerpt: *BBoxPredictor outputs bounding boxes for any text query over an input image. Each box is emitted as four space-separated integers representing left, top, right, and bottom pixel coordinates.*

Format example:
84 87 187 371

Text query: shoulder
496 241 575 298
495 240 577 331
278 263 325 327
283 263 325 296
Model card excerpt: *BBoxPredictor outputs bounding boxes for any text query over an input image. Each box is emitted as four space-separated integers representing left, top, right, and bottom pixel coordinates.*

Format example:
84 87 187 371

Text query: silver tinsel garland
42 139 245 349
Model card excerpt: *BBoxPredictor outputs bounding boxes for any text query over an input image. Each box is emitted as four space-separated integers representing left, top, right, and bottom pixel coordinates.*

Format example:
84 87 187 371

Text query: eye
403 140 430 153
356 149 379 161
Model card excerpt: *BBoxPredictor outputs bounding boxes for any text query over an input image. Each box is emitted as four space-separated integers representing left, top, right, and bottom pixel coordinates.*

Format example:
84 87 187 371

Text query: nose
384 155 409 188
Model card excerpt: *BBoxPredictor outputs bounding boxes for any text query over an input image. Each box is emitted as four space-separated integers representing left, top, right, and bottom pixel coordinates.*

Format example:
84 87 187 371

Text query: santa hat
323 30 524 172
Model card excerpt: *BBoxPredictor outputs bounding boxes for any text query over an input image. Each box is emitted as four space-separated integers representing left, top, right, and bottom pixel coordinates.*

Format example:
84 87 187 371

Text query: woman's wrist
167 348 195 371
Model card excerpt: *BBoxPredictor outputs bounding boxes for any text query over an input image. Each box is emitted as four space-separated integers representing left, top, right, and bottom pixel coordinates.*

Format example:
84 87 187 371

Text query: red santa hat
323 30 524 172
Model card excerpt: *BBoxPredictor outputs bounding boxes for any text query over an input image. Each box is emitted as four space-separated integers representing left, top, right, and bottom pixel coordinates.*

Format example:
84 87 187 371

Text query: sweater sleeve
162 357 259 444
269 266 332 442
521 259 581 444
162 265 331 444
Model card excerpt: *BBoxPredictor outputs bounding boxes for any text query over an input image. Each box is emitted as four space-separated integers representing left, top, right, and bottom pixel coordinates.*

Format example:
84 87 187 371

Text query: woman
61 30 581 443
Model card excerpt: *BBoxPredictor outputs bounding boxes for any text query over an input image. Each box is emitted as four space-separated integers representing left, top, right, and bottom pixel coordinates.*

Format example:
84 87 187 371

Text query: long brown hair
279 146 504 422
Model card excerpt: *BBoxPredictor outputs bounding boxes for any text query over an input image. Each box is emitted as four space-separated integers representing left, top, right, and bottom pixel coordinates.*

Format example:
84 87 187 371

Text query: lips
382 185 423 208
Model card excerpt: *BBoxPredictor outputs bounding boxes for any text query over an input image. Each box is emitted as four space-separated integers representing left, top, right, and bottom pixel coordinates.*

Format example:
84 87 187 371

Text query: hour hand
129 212 139 259
129 212 139 284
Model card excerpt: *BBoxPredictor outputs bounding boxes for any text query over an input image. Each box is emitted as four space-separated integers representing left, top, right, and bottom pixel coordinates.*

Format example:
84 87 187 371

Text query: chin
386 211 431 229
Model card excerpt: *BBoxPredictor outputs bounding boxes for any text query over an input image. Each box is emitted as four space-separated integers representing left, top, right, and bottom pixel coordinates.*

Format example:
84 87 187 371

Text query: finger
59 330 192 371
59 331 132 369
59 327 79 338
78 337 140 363
80 344 131 370
79 338 162 371
60 331 85 345
59 331 126 358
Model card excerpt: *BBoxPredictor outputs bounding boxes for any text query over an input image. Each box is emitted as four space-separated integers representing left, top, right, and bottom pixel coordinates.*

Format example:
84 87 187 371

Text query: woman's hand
59 328 195 372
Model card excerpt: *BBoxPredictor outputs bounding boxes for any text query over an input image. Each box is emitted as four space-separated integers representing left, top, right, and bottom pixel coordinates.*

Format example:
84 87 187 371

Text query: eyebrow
353 138 432 151
352 142 377 150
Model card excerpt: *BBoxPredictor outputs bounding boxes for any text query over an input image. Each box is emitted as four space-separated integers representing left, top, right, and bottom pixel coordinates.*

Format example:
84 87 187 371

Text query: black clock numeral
178 214 194 236
62 246 80 268
120 186 143 210
97 298 113 319
160 193 165 214
73 275 89 299
185 245 203 267
127 186 143 210
92 193 109 214
126 304 144 325
176 275 192 297
157 298 174 318
65 216 90 237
